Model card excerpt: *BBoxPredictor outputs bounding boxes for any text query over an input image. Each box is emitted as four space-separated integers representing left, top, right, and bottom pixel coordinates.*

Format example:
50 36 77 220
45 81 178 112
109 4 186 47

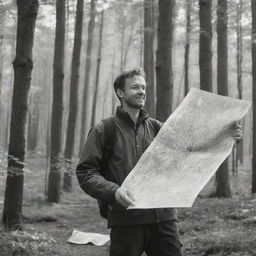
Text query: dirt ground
0 153 256 256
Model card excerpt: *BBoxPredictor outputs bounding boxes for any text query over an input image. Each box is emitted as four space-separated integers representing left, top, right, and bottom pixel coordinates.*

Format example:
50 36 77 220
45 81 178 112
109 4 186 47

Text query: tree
79 0 96 153
63 0 84 192
91 9 104 127
27 90 41 151
47 0 65 203
215 0 231 197
2 0 39 230
252 0 256 193
184 0 191 96
156 0 175 122
236 0 244 165
144 0 155 117
199 0 212 92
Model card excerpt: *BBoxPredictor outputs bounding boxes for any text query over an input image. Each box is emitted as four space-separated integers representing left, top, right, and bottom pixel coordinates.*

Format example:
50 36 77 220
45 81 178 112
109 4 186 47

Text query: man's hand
115 188 136 208
231 122 243 142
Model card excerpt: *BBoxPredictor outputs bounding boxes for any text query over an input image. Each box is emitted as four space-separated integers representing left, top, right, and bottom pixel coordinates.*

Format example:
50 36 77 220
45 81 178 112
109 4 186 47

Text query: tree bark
79 0 96 154
47 0 65 203
156 0 175 122
2 0 38 230
252 0 256 193
120 21 125 72
91 9 104 127
184 0 191 96
236 0 244 165
27 92 40 151
144 0 155 117
199 0 212 92
215 0 231 198
63 0 84 192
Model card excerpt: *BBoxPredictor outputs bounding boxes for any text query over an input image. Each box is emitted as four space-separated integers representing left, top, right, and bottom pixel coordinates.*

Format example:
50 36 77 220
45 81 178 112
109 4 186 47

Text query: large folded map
121 88 251 209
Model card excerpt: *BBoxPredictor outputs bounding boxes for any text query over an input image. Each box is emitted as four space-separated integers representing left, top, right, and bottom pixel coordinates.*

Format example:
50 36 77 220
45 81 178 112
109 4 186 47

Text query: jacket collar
116 106 149 127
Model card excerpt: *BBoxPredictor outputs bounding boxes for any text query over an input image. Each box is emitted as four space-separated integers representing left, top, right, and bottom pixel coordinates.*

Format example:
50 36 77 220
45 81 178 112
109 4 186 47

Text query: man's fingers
127 190 136 201
115 188 135 208
120 191 135 207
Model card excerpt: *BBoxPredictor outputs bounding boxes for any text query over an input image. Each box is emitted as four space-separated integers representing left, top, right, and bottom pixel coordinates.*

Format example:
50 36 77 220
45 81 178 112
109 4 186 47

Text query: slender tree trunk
91 9 104 127
0 34 3 95
199 0 212 92
2 0 38 230
156 0 175 122
123 26 136 70
184 0 191 96
140 1 143 68
144 0 155 117
0 0 4 95
27 93 40 151
236 0 244 165
63 0 84 192
79 0 96 153
252 0 256 193
0 2 4 146
215 0 231 198
47 0 65 203
120 21 125 72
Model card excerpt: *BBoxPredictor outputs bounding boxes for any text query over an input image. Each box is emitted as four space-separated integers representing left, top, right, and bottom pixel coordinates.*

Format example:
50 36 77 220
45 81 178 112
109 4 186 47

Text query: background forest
0 0 256 255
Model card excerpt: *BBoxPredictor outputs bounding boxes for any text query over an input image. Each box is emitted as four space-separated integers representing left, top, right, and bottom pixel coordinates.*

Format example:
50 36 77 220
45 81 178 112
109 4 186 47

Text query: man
76 68 242 256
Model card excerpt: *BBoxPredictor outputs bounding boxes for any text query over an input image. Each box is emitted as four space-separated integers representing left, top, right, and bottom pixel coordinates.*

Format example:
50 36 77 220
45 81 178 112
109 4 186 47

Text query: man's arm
76 122 119 203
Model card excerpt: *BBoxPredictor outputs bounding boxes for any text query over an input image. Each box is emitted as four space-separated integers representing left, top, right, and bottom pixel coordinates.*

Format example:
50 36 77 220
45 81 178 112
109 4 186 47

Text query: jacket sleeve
76 122 119 203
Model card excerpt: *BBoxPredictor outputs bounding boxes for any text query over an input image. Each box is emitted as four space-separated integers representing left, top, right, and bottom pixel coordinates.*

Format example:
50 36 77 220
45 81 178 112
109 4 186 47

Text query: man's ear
116 88 124 99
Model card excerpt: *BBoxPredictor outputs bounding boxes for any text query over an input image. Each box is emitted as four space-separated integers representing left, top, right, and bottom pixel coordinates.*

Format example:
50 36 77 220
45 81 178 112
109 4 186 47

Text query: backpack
98 116 161 219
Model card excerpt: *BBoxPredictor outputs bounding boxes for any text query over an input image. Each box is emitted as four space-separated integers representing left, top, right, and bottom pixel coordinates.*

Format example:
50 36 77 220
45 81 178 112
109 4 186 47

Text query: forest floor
0 152 256 256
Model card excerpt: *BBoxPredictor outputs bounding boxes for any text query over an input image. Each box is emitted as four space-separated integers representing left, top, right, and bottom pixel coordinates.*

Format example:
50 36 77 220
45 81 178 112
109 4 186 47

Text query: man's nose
138 87 145 95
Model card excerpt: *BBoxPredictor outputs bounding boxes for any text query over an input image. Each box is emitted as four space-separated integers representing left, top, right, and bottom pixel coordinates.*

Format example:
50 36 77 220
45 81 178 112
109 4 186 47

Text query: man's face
117 75 147 109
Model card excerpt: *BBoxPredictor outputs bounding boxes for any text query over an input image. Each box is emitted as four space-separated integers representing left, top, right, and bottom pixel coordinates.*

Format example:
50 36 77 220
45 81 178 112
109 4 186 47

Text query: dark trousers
110 220 183 256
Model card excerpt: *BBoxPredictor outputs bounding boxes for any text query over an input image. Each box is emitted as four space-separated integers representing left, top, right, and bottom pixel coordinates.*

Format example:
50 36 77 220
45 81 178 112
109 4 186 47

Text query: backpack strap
101 116 116 176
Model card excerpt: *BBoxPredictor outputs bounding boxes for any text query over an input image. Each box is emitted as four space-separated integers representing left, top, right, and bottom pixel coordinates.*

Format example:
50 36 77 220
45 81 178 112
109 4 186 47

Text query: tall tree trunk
215 0 231 197
184 0 191 96
47 0 65 203
199 0 212 92
2 0 38 230
236 0 244 165
79 0 96 153
91 9 104 127
0 34 3 95
252 0 256 193
27 92 40 151
120 21 125 72
156 0 175 122
140 1 143 68
63 0 84 192
0 2 5 146
144 0 155 117
0 0 4 95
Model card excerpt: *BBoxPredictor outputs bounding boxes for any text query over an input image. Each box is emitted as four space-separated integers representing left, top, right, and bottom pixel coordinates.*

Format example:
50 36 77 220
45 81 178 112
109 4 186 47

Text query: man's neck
121 105 141 124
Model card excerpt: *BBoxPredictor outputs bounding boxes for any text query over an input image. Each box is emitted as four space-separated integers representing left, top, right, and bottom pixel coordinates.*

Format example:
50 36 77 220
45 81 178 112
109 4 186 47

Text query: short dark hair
113 68 145 95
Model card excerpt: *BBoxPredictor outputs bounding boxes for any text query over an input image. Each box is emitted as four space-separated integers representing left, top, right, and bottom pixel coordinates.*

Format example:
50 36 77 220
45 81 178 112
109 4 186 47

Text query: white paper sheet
121 88 251 209
68 230 110 246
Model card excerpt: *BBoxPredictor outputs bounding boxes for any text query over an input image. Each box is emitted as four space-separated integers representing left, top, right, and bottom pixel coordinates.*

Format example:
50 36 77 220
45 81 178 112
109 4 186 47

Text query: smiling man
76 68 242 256
76 68 182 256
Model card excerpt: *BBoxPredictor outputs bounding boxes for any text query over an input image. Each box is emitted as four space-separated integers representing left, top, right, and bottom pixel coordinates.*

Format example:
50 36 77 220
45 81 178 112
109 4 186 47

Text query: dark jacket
76 107 177 227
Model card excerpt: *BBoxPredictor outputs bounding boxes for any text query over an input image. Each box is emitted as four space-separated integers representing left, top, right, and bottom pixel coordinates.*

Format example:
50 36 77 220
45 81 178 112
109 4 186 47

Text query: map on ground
121 88 251 209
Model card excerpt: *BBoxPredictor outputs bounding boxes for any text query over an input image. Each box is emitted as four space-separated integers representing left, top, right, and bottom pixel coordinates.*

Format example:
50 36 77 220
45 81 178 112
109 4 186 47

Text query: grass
0 152 256 255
